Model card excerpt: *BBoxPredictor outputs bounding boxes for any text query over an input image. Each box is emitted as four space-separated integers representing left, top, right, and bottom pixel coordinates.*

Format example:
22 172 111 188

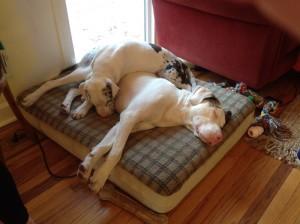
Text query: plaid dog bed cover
19 80 254 196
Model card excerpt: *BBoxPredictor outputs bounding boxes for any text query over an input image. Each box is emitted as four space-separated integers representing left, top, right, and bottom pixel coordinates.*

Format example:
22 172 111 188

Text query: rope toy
227 82 292 140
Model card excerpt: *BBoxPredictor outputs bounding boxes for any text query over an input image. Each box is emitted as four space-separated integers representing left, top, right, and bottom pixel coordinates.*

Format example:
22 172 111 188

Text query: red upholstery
165 0 268 25
153 0 299 89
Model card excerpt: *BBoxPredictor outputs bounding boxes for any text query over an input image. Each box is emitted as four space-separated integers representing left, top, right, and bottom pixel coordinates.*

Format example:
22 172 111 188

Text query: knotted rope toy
255 105 292 140
227 82 292 140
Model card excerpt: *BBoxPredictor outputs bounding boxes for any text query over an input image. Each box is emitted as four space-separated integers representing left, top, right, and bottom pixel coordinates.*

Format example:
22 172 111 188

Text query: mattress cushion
18 79 254 196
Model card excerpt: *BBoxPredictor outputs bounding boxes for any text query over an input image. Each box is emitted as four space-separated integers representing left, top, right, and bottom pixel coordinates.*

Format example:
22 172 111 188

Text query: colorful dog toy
228 82 292 140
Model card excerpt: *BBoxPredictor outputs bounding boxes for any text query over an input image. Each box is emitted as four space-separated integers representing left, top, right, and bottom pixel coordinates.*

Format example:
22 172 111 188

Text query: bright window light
66 0 148 62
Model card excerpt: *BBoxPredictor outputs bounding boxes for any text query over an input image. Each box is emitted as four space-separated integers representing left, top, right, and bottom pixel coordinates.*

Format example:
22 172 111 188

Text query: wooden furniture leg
99 182 168 224
2 82 37 142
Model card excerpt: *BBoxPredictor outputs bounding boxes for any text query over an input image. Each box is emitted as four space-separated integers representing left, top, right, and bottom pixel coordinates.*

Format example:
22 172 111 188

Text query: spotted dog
78 72 231 192
22 41 196 118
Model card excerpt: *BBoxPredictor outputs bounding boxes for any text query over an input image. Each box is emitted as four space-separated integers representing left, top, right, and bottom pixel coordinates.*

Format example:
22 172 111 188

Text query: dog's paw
60 103 71 114
77 149 105 181
22 93 39 107
89 180 105 193
71 106 89 120
88 170 108 193
77 153 96 181
77 163 94 183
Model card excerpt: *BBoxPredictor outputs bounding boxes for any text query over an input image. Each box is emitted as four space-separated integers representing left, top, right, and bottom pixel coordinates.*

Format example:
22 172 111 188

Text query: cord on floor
33 132 77 179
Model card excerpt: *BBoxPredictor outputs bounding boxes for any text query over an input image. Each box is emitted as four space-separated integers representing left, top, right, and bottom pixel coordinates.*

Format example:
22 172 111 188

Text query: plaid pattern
18 80 254 195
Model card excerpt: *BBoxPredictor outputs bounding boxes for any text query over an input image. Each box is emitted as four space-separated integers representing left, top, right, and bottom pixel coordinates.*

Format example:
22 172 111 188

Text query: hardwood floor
1 121 300 224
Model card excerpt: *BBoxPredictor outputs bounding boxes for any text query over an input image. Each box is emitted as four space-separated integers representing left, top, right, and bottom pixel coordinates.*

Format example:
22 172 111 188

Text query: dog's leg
70 99 93 120
89 112 137 192
61 88 81 114
22 67 90 107
132 122 155 133
78 124 119 181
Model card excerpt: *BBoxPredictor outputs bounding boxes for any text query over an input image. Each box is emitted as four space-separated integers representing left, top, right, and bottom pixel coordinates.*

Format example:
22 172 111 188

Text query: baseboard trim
0 102 16 128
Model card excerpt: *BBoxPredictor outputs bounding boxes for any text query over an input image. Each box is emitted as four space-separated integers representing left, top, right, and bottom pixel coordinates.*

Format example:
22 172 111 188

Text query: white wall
0 0 73 127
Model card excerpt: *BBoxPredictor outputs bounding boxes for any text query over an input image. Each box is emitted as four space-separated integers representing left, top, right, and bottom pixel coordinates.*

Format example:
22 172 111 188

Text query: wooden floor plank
258 169 300 224
27 180 80 222
213 156 284 224
47 184 102 224
240 162 292 224
67 199 109 224
186 144 262 223
86 201 121 224
274 181 300 224
169 140 248 224
107 210 132 224
18 156 77 194
125 217 144 224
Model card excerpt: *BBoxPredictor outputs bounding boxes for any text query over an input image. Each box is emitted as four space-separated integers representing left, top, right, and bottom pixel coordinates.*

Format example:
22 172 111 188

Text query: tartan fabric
18 80 254 195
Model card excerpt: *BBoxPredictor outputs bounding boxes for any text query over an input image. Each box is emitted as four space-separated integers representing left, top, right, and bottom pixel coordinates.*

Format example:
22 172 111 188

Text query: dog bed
18 80 255 213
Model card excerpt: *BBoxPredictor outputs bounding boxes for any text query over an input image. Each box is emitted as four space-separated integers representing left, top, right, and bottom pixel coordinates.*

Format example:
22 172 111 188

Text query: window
65 0 154 62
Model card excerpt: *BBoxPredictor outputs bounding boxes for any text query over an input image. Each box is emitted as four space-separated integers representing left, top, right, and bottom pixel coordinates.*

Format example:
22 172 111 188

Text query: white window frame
144 0 155 43
51 0 76 67
51 0 155 68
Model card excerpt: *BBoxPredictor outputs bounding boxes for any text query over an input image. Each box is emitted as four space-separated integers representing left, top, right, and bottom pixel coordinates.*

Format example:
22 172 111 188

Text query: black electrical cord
34 132 77 179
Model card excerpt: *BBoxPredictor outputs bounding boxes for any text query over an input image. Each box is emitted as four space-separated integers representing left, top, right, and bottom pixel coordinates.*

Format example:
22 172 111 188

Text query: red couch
153 0 299 89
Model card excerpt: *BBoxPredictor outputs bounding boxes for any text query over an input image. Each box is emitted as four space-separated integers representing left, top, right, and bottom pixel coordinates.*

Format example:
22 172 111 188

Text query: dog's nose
214 134 223 144
208 134 223 146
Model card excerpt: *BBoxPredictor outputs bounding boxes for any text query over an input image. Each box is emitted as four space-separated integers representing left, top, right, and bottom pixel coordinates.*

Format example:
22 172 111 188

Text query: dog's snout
196 123 223 146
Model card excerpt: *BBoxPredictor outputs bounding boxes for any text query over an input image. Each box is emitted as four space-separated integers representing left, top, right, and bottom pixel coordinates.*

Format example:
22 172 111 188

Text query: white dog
22 41 195 118
78 72 231 192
